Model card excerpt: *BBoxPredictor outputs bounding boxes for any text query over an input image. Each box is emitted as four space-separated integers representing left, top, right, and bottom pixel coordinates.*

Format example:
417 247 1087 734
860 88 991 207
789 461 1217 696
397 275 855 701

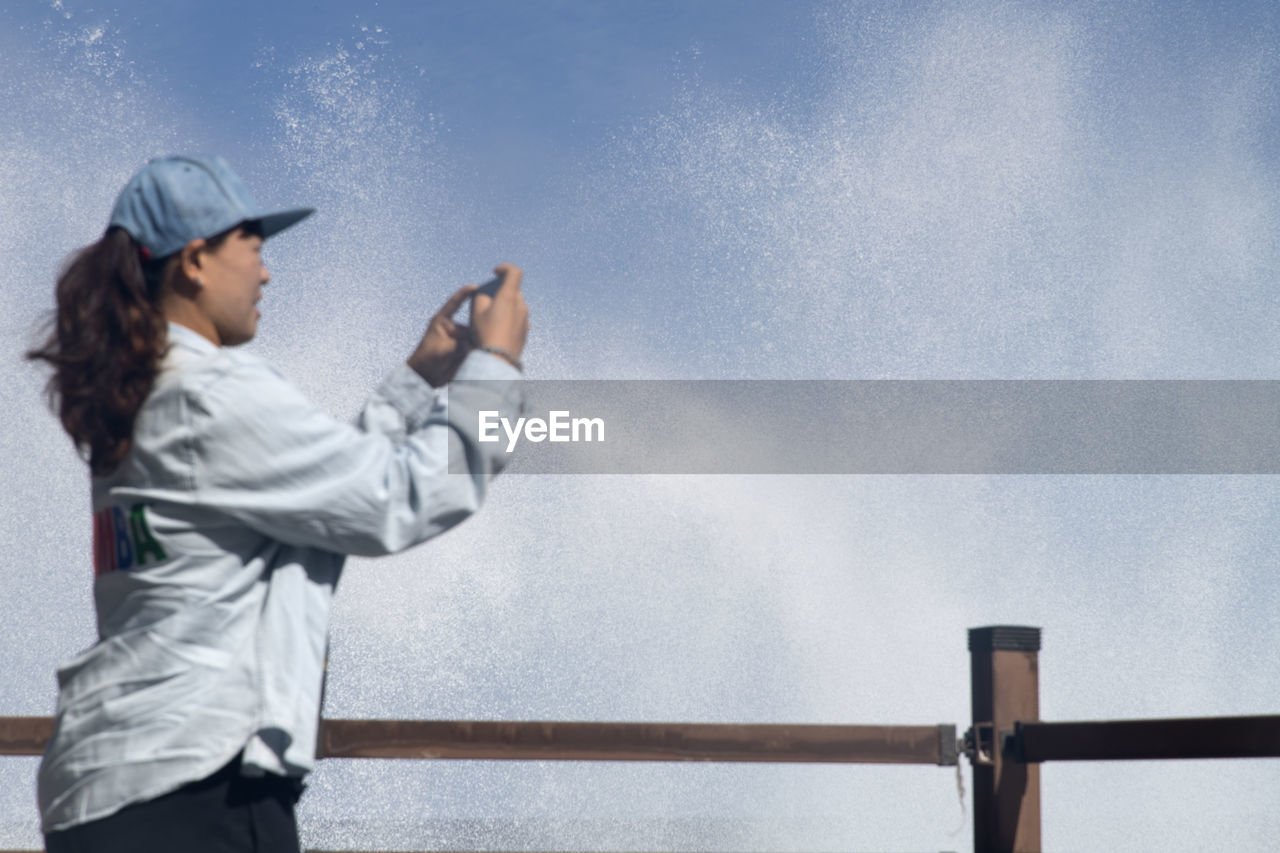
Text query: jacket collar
167 321 220 355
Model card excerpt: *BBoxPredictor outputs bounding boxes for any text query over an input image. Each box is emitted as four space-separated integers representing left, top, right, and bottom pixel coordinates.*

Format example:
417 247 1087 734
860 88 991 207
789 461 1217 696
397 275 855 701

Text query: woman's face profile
193 227 270 346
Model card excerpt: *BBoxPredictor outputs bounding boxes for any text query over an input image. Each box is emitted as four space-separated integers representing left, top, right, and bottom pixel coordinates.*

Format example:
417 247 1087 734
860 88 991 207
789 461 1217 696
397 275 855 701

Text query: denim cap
108 155 314 258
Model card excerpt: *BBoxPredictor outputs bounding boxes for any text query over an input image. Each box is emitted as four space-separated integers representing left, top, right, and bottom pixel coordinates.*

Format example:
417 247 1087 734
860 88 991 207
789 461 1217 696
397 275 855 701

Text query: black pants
45 754 304 853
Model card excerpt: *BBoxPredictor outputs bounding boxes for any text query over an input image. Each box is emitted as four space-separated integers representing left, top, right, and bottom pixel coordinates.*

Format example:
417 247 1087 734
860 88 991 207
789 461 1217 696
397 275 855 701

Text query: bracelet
478 345 523 372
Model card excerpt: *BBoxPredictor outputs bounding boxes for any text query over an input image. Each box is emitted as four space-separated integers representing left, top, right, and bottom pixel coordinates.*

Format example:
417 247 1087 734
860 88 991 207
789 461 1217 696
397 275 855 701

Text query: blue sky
18 1 832 201
3 1 1280 850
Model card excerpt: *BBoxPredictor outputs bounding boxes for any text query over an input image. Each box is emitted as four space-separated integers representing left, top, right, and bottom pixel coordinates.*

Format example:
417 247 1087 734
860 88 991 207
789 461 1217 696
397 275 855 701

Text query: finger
492 263 523 295
436 284 479 319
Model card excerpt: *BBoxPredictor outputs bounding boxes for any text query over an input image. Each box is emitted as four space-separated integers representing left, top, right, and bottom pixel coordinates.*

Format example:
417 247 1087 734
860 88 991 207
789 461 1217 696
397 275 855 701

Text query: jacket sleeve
180 350 522 556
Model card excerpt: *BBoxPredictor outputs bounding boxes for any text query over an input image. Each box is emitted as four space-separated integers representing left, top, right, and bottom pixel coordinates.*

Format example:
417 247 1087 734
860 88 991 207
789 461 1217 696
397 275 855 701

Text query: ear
179 238 208 286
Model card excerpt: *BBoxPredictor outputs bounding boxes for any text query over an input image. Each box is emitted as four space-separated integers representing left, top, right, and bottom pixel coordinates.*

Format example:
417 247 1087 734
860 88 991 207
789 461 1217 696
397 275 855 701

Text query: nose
260 263 270 286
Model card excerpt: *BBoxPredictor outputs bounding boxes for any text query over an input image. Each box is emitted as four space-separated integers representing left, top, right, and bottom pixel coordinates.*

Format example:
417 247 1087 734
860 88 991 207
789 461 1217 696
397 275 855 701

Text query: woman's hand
407 284 479 388
470 263 529 364
407 263 529 387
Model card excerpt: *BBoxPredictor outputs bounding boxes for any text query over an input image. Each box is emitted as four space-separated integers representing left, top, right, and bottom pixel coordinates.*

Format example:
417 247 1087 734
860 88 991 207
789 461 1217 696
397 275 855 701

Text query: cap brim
258 207 315 240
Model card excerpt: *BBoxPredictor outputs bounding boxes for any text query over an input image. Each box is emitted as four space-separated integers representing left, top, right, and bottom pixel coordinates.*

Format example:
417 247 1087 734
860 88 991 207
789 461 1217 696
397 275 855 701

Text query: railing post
969 625 1041 853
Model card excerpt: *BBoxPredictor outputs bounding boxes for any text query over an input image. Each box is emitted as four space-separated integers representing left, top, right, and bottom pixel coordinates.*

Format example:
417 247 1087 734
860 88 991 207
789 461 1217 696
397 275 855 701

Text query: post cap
968 625 1041 652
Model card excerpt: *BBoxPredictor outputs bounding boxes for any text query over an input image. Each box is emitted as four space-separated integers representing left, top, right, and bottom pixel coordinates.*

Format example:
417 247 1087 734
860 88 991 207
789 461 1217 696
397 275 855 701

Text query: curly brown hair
26 227 172 475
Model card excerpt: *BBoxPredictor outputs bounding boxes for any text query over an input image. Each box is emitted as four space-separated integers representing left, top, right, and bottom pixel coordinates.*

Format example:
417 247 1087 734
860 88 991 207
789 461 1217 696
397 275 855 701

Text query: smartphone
474 276 503 300
469 276 502 331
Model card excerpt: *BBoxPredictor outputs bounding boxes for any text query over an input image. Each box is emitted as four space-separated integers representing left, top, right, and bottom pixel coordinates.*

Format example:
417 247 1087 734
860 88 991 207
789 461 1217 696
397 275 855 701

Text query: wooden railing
4 625 1279 853
1 717 958 765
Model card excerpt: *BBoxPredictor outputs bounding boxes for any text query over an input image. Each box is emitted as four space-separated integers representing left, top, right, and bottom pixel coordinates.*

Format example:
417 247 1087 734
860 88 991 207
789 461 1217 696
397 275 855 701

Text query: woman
27 155 529 852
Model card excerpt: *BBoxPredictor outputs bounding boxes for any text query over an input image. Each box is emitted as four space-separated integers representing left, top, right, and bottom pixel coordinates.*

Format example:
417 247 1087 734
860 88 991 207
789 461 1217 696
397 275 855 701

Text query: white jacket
38 322 522 831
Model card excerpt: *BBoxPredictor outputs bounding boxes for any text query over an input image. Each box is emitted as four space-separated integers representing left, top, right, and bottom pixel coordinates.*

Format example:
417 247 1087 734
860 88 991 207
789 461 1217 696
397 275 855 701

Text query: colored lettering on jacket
93 504 168 576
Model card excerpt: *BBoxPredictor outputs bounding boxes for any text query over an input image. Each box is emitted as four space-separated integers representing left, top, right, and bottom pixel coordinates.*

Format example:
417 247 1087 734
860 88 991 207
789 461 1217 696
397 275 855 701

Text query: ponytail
27 227 170 476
